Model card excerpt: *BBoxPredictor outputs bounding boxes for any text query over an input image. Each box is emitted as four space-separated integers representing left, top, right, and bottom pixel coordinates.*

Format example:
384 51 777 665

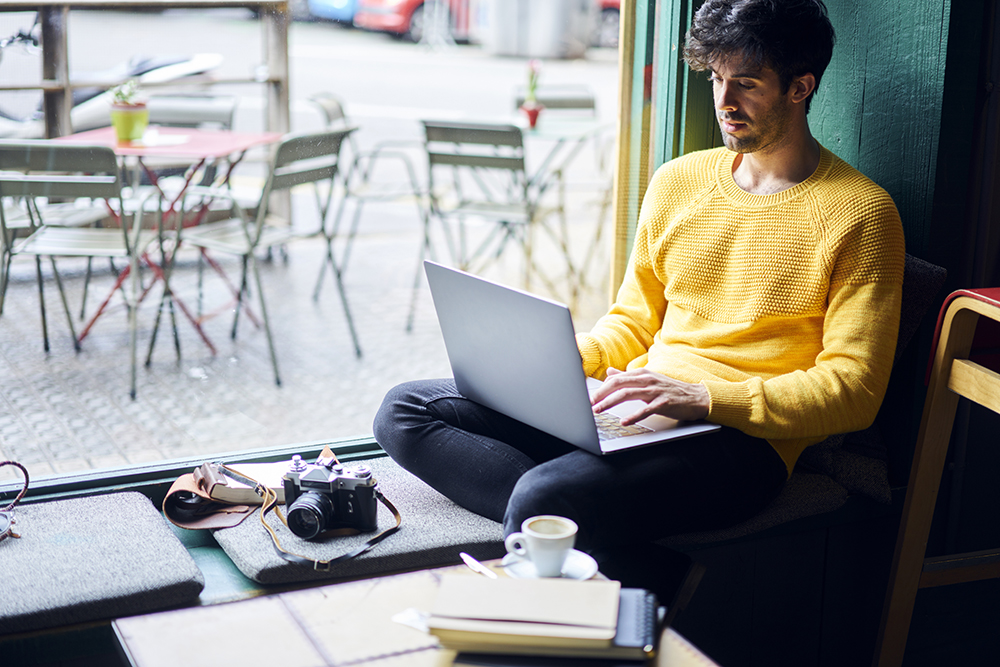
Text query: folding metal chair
179 129 358 387
309 93 361 162
0 140 158 399
143 94 240 189
422 120 539 274
309 93 428 335
514 84 598 115
1 190 110 317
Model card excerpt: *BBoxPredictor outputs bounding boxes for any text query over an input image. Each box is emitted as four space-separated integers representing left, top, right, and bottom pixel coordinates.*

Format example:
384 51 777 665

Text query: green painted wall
812 1 952 258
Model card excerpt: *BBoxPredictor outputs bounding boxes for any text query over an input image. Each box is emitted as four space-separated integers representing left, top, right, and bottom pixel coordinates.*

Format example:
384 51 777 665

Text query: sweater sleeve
703 280 902 439
577 195 668 379
702 201 906 441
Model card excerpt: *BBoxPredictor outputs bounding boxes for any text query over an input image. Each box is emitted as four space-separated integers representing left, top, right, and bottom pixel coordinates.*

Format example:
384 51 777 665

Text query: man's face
710 58 796 154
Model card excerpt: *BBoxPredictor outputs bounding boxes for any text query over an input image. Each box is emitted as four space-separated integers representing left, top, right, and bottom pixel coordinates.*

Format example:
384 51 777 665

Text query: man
374 0 904 594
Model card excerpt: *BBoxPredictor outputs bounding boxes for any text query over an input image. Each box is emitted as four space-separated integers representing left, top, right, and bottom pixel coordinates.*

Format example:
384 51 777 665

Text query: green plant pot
110 104 149 143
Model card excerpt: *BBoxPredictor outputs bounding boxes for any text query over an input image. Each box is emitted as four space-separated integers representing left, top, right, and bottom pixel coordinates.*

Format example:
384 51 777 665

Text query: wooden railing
0 0 290 137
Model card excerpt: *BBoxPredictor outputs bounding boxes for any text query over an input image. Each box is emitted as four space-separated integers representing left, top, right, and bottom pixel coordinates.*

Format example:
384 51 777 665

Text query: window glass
0 2 621 483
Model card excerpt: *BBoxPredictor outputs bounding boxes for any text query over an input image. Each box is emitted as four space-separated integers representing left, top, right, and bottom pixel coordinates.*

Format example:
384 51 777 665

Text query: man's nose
716 82 738 111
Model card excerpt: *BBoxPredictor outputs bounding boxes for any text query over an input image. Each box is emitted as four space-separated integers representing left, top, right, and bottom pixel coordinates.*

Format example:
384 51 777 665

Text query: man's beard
717 104 791 154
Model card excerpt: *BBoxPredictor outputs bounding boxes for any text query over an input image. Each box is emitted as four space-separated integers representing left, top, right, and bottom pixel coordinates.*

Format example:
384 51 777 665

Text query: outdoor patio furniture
179 128 359 386
71 95 242 326
0 140 159 398
0 194 110 318
422 120 539 279
143 94 240 188
514 84 598 115
55 126 284 364
310 93 428 334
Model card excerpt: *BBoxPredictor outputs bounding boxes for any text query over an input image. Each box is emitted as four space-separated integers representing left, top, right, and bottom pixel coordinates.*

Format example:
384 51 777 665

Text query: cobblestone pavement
0 190 611 483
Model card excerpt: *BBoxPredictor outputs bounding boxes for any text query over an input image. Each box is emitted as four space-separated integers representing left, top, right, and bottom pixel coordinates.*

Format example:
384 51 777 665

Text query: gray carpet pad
212 456 505 584
0 492 205 634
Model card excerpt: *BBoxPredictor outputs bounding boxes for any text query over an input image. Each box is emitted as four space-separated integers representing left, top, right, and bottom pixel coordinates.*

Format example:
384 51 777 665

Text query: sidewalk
0 191 611 483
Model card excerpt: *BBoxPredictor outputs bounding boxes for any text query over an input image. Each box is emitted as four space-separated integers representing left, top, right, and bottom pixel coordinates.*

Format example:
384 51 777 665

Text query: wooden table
113 562 721 667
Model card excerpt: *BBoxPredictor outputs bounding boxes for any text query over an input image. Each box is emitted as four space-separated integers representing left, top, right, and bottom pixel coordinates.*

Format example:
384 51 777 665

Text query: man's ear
790 73 817 104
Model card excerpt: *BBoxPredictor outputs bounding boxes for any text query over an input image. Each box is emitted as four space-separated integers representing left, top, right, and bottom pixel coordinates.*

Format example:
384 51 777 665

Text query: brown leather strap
162 473 253 530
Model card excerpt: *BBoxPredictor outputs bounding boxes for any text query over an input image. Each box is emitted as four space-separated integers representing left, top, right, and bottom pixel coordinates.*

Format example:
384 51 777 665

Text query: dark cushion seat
0 492 204 634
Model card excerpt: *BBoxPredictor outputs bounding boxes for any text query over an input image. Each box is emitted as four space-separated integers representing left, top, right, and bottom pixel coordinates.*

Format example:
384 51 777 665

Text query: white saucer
501 549 599 580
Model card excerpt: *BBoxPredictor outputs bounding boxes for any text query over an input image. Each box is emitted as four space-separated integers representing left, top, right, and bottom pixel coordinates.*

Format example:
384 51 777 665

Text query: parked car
354 0 470 43
595 0 620 49
308 0 359 24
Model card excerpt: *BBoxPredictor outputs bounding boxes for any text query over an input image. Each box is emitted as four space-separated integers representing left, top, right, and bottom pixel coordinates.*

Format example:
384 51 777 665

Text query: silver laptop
424 261 720 455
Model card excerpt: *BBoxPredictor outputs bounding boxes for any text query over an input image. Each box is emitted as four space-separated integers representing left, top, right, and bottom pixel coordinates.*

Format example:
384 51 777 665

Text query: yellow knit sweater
577 146 906 476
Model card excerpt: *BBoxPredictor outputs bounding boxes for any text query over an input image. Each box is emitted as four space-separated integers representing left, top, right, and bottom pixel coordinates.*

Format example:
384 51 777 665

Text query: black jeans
373 378 788 552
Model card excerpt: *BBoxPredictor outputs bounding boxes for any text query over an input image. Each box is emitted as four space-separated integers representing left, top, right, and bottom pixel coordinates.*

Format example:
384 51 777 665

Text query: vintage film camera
282 454 378 540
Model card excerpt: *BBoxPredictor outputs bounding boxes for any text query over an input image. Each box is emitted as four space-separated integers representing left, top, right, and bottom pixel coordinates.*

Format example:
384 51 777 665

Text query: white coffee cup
504 515 578 577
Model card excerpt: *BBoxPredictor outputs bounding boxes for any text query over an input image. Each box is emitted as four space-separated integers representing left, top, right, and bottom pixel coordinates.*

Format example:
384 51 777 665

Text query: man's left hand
591 367 711 425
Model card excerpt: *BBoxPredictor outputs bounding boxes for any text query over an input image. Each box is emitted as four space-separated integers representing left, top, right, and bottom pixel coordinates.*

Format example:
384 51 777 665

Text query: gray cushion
0 492 205 634
213 456 505 584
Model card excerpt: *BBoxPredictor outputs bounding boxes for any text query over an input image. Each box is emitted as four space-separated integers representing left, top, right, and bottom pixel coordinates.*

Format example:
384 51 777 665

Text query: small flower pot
110 103 149 144
519 102 544 129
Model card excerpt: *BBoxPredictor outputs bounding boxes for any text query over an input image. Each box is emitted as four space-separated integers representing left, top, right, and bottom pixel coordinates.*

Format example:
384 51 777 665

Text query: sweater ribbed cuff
575 334 602 377
701 379 754 427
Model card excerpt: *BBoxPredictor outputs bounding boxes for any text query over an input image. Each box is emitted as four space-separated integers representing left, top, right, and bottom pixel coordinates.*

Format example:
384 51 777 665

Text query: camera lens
287 491 334 540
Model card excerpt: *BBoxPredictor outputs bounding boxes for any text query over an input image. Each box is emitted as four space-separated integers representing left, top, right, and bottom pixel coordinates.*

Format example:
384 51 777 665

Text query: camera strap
216 463 402 572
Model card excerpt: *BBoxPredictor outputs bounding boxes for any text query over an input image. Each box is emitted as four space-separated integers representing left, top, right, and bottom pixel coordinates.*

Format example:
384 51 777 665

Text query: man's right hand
591 367 711 425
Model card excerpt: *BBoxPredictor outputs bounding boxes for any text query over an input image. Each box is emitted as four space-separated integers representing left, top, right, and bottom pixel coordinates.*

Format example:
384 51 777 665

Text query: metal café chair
513 84 613 310
420 120 561 291
142 94 240 189
178 128 359 387
1 190 110 318
514 84 598 115
309 93 428 335
0 140 159 399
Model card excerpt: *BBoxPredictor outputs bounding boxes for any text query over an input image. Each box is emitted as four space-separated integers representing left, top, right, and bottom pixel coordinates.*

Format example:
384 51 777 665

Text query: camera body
282 455 378 540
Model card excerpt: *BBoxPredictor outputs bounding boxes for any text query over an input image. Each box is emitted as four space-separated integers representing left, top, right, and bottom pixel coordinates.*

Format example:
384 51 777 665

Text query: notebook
429 575 660 661
424 261 720 455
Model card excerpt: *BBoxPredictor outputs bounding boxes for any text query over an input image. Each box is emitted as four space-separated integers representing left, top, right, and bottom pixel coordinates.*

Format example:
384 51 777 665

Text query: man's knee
504 465 582 538
374 380 431 459
373 378 462 464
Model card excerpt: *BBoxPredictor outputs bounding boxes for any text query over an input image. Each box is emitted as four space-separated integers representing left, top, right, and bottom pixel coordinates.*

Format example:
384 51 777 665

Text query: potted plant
520 60 544 129
109 79 149 144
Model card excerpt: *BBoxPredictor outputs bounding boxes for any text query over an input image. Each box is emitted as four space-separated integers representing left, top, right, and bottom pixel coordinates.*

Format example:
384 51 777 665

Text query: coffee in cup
504 515 578 577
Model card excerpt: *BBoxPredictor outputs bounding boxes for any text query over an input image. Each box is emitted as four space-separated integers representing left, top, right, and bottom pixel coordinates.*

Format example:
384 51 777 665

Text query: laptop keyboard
594 411 653 441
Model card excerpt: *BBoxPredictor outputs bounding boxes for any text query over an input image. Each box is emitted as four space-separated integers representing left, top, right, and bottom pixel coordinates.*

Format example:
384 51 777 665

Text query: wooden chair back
875 288 1000 666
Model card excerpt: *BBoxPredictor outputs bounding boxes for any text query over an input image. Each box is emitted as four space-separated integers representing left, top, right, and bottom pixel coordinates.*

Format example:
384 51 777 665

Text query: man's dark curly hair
683 0 835 113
